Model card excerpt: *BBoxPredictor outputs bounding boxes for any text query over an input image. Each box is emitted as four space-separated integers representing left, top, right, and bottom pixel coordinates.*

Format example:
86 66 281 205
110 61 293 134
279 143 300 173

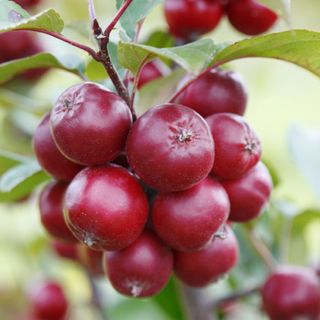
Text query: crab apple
126 103 214 192
39 181 77 243
29 281 68 320
152 177 230 251
226 0 278 36
176 69 248 117
33 113 83 181
77 246 104 276
262 266 320 320
138 60 170 89
64 165 148 251
174 225 239 287
14 0 42 9
51 240 79 261
222 162 272 222
104 230 173 298
0 31 47 80
206 113 261 180
112 152 129 168
164 0 224 40
50 82 132 166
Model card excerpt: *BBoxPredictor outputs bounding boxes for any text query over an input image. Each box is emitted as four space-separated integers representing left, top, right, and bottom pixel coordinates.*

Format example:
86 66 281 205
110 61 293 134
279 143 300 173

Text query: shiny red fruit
174 225 239 287
0 31 46 80
33 113 83 181
152 177 230 251
176 69 248 117
29 281 68 320
104 230 173 298
206 113 261 179
15 0 42 9
78 246 104 276
262 266 320 320
138 60 170 89
226 0 278 35
39 181 77 243
51 240 79 261
126 103 214 192
164 0 224 40
64 166 148 251
222 162 272 222
50 82 132 166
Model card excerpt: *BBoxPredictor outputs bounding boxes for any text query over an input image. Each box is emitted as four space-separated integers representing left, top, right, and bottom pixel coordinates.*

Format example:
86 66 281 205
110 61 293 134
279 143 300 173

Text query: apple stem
245 224 277 271
207 285 261 310
177 281 217 320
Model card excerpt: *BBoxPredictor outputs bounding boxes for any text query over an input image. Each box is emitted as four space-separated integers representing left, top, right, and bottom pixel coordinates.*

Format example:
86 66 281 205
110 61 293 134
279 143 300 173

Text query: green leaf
108 41 125 78
116 0 162 40
138 69 186 115
212 30 320 78
0 2 64 33
288 125 320 198
153 277 185 320
118 39 217 74
0 150 29 175
291 209 320 235
0 160 42 192
0 52 85 83
143 30 175 49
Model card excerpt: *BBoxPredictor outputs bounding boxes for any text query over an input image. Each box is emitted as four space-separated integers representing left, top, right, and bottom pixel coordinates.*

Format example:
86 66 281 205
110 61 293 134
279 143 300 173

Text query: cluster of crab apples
164 0 278 41
33 65 272 297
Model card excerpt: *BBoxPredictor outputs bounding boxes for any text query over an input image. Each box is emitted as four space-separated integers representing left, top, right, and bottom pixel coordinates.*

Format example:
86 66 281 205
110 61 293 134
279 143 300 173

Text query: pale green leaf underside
0 52 84 83
118 39 217 74
212 30 320 77
0 4 64 33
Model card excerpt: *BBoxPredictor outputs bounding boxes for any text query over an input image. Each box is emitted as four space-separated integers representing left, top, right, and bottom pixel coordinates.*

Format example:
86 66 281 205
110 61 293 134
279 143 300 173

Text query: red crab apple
152 177 230 251
51 240 79 261
222 162 273 222
29 281 68 320
138 60 170 89
33 113 83 181
164 0 224 40
64 165 148 251
176 69 248 117
174 225 239 287
50 82 132 166
39 181 77 243
0 31 47 80
15 0 42 9
206 113 261 179
226 0 278 35
262 265 320 320
104 230 173 298
126 103 215 192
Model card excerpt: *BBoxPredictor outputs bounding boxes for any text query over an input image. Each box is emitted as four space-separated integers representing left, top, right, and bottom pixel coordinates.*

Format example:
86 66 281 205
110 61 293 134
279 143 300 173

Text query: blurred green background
0 1 320 319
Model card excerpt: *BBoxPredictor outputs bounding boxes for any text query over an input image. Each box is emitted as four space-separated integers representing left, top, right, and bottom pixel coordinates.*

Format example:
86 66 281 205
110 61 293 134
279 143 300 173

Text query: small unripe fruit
50 82 132 166
33 113 83 181
29 281 68 320
222 162 273 222
77 246 104 276
262 266 320 320
176 69 248 117
64 166 148 251
126 103 214 192
164 0 224 40
174 225 239 287
138 60 170 89
206 113 261 179
152 177 230 251
39 181 77 243
104 230 173 298
226 0 278 36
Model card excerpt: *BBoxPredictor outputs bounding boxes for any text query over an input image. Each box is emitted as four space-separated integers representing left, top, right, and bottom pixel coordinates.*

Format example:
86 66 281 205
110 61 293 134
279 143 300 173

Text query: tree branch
88 0 102 37
208 285 261 310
